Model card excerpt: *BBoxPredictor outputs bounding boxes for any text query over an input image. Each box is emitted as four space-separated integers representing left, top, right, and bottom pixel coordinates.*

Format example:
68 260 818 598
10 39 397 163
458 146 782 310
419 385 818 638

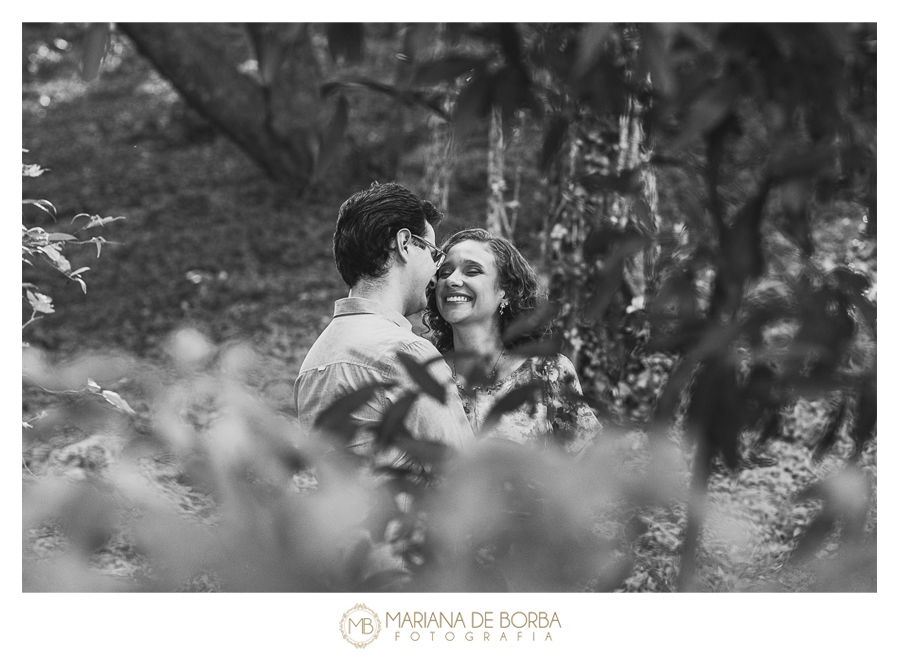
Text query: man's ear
394 228 412 264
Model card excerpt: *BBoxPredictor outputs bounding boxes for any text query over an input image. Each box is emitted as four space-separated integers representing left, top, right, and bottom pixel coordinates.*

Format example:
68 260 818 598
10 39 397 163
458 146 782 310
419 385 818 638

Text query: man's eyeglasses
408 234 446 267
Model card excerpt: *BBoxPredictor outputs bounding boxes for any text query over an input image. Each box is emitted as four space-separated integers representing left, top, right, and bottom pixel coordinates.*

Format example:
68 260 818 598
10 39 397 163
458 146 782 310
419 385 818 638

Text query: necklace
452 348 506 387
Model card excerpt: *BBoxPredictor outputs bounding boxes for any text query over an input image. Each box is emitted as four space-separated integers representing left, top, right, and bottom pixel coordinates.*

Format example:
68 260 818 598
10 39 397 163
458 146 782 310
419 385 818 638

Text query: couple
294 182 599 465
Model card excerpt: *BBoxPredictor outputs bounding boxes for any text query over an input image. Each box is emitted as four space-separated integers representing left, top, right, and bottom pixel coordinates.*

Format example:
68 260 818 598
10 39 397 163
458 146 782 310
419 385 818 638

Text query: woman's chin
439 308 468 326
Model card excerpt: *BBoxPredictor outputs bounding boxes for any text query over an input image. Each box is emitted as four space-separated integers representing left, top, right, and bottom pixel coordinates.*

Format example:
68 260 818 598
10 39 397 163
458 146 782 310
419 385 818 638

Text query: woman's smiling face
435 239 506 329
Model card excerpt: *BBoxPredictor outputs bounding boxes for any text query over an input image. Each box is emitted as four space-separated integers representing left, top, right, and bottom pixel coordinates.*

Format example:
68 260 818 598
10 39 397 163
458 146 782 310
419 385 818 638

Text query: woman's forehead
447 240 495 266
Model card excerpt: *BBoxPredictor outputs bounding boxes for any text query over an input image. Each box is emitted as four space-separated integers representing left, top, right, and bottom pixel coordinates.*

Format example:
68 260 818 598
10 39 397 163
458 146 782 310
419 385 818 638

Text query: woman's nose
446 270 463 287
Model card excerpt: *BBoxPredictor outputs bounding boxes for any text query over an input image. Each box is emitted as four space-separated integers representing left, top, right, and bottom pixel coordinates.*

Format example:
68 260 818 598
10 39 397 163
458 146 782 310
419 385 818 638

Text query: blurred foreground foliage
23 328 875 592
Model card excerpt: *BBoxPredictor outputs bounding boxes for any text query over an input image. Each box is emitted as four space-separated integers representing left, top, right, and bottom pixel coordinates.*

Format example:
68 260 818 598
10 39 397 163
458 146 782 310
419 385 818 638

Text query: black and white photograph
19 16 883 654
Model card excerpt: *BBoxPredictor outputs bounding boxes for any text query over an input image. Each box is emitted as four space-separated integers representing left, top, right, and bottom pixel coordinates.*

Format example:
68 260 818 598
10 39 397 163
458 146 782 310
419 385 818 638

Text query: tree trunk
547 99 660 418
420 25 454 214
118 23 322 190
486 107 510 238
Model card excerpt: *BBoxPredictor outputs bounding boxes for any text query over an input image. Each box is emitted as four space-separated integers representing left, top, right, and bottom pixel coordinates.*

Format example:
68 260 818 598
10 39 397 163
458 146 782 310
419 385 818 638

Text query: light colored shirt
294 297 474 457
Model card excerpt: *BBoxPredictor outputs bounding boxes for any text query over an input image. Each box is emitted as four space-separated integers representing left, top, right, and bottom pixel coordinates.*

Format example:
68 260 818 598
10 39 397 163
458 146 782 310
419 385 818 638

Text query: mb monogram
340 604 382 648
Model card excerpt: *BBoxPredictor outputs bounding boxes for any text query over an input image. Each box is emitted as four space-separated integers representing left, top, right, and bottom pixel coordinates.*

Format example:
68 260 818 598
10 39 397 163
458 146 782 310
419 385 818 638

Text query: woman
424 229 600 452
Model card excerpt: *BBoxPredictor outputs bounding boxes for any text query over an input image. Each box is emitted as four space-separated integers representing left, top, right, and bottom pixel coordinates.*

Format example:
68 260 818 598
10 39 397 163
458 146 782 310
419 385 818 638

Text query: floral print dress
455 354 601 453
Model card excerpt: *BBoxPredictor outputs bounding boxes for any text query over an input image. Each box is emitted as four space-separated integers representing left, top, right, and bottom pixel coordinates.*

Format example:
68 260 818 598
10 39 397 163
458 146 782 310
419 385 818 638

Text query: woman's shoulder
530 353 578 377
530 353 588 396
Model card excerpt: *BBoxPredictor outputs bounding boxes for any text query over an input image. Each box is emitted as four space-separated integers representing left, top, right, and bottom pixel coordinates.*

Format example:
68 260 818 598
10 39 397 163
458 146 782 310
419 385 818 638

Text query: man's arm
386 339 475 452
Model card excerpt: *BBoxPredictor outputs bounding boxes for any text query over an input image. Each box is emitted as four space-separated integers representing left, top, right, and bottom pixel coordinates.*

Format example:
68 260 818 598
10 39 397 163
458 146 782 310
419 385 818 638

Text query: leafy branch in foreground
21 151 123 333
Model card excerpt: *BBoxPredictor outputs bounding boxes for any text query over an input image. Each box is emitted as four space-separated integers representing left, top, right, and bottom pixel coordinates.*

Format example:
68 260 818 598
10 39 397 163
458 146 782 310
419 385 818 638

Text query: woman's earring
499 300 509 314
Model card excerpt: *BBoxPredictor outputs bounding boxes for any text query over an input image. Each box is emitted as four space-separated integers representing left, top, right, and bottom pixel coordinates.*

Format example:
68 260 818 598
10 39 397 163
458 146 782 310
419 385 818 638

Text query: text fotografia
387 611 561 642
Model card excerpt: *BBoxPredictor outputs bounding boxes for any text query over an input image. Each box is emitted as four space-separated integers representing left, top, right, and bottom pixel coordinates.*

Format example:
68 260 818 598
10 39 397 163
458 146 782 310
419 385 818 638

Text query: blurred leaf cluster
23 328 875 592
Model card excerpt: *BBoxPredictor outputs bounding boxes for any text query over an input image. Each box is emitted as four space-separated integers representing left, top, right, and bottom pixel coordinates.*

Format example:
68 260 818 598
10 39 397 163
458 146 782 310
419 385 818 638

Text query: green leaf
38 244 71 273
22 163 47 178
23 199 57 219
510 339 564 360
86 378 102 393
374 467 428 495
325 23 364 63
712 182 772 314
375 392 418 448
400 23 437 63
686 358 743 472
577 170 643 195
360 569 408 592
501 302 559 344
23 226 48 242
392 435 450 468
78 214 125 230
81 23 110 81
812 398 848 462
539 116 569 174
634 198 655 232
344 534 373 585
671 77 740 151
583 263 625 322
830 267 872 297
482 382 542 434
574 23 613 78
313 95 349 181
87 236 108 257
396 352 446 404
314 381 395 441
412 56 483 86
48 233 77 242
452 71 492 137
26 290 54 314
850 376 876 459
790 512 835 563
769 143 839 183
635 24 676 99
582 231 649 321
321 77 450 121
496 24 524 67
101 389 136 415
248 24 305 86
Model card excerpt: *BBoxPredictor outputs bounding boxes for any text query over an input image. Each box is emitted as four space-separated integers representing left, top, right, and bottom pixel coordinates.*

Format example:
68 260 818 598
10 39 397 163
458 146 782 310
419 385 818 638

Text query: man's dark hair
333 182 443 288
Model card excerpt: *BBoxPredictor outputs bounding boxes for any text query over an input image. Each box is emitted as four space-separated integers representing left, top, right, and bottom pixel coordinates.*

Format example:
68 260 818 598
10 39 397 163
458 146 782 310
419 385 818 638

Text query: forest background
20 18 880 613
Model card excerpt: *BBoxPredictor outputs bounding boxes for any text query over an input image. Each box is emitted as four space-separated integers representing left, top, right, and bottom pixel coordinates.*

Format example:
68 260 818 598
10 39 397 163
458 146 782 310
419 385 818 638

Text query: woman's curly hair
424 228 549 353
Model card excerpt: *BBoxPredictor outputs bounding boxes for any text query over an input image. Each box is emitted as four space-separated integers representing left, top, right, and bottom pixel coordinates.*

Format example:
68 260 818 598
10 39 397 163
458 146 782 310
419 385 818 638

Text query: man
294 182 474 465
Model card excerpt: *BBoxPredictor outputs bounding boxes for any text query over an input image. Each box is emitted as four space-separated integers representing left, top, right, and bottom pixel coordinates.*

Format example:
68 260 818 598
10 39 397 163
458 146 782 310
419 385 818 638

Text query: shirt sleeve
384 338 475 452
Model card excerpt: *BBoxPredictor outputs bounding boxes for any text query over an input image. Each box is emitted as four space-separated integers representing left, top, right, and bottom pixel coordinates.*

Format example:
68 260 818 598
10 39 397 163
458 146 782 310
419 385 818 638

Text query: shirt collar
334 296 413 331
